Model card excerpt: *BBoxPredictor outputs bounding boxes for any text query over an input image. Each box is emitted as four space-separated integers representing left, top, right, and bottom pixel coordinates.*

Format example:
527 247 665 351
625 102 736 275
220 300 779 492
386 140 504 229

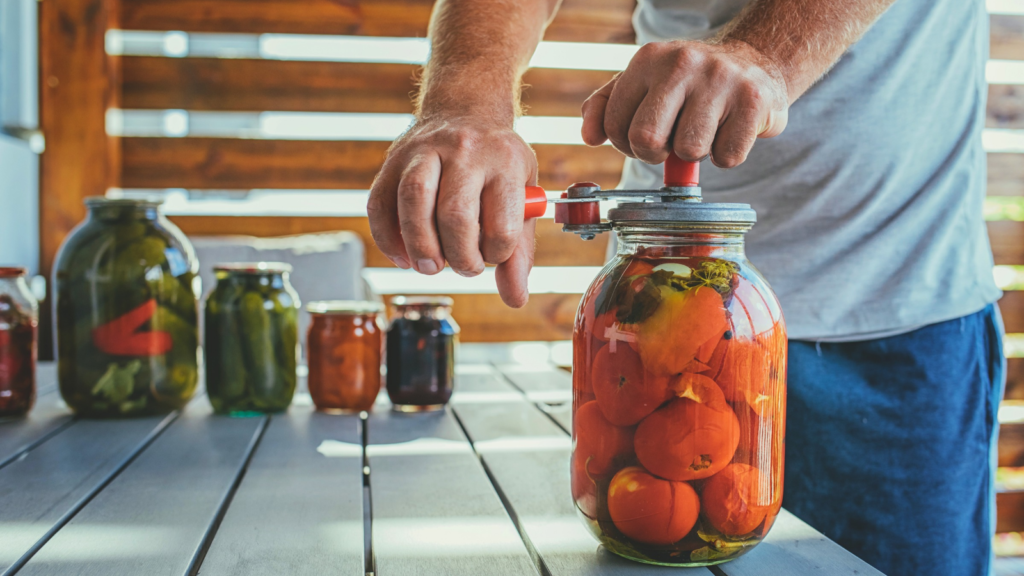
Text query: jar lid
391 295 454 308
608 200 756 227
84 196 164 208
0 267 27 278
214 262 293 274
307 300 384 315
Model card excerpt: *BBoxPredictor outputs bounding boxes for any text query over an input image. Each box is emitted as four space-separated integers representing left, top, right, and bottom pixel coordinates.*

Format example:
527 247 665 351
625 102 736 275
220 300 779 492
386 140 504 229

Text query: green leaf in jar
683 260 739 296
91 360 142 405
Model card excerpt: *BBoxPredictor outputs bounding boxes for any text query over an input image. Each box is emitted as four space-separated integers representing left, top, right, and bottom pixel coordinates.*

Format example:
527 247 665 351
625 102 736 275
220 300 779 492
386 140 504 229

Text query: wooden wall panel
121 57 614 117
990 154 1024 197
120 0 637 44
992 14 1024 61
988 85 1024 130
990 221 1024 266
122 138 628 192
1007 359 1024 400
1002 291 1024 333
169 215 611 268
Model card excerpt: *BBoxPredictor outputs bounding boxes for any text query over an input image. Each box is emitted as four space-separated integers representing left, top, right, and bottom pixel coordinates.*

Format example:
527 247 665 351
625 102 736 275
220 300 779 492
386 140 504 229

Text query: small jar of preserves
306 300 384 413
204 263 300 415
385 296 459 412
0 268 39 418
54 198 200 417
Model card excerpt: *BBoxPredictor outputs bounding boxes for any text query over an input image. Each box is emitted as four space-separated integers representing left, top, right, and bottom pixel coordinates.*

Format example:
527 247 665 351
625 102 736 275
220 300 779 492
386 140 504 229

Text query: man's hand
367 117 539 307
581 39 789 168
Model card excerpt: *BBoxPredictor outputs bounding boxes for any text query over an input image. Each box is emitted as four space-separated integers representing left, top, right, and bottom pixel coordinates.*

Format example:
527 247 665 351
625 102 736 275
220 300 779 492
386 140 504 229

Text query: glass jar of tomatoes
54 198 200 417
385 296 458 412
306 300 384 413
0 268 38 418
204 263 300 415
568 160 786 567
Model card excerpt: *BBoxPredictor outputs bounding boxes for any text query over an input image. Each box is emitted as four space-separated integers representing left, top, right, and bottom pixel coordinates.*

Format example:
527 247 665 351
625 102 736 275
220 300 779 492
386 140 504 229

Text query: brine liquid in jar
0 268 38 418
572 232 786 567
385 296 458 412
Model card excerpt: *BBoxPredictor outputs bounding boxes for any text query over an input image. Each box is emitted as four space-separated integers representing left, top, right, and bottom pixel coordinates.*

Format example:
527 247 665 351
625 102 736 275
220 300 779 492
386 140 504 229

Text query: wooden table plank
16 405 266 576
366 409 538 575
0 372 73 469
200 407 364 575
452 398 714 576
494 364 573 404
716 509 884 576
0 413 175 573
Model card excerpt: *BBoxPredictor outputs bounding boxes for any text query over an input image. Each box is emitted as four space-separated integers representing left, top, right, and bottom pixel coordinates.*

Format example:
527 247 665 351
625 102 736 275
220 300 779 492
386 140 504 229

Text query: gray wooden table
0 354 884 576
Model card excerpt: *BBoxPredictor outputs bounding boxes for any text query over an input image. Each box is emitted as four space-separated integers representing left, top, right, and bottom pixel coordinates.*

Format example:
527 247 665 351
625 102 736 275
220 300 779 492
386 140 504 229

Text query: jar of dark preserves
54 198 200 417
562 157 786 567
307 300 384 413
385 296 459 412
0 268 38 418
204 263 300 415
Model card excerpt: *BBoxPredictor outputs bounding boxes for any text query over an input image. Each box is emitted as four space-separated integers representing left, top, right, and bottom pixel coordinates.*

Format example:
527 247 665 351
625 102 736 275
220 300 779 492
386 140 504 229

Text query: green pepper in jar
204 263 299 415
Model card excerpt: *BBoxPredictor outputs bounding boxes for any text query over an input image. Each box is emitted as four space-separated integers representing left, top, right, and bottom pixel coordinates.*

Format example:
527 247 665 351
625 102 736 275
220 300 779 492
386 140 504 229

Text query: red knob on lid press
664 153 700 187
524 186 547 219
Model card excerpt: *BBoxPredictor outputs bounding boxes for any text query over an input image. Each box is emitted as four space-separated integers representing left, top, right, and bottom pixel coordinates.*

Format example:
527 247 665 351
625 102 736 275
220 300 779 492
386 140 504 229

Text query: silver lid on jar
391 295 454 308
213 262 293 274
307 300 385 315
84 196 164 209
608 200 756 226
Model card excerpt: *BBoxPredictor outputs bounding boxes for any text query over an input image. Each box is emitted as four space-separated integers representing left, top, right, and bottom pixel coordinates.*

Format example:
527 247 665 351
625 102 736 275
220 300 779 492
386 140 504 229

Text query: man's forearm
720 0 896 102
417 0 560 125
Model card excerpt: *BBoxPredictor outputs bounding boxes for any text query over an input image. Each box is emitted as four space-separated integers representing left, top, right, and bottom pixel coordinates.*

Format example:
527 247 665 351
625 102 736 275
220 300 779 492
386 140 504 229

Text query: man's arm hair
416 0 562 124
719 0 897 102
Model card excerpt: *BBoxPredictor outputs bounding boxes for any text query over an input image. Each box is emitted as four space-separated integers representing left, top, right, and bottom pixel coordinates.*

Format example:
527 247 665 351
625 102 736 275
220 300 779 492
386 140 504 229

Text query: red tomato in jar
591 344 672 426
636 286 726 376
634 391 740 481
706 336 771 416
701 463 771 536
607 466 700 545
574 400 635 478
623 259 655 278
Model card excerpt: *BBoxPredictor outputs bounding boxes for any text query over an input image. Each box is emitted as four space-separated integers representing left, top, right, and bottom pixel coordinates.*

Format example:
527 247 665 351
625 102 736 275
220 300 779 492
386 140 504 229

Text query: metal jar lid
214 262 293 274
608 200 757 227
307 300 385 315
391 295 454 308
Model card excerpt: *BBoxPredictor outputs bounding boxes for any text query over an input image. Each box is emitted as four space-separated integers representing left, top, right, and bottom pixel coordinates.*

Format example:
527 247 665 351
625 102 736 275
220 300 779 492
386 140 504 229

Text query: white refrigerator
0 0 40 275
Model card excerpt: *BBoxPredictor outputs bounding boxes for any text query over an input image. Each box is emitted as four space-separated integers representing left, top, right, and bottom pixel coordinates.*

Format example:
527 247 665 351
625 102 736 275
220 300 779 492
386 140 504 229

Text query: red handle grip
664 153 700 187
524 185 548 219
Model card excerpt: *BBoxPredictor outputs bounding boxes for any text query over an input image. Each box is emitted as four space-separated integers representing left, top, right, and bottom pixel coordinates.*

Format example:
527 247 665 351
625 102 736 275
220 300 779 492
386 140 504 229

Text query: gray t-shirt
621 0 1001 341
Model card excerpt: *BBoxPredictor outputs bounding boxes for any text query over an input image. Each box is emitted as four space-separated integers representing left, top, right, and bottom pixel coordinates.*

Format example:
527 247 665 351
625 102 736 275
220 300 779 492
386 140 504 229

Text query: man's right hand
366 117 540 308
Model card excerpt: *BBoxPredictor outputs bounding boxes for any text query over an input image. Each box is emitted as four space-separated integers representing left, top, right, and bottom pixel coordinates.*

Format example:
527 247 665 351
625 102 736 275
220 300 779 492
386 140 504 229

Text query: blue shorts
783 304 1005 576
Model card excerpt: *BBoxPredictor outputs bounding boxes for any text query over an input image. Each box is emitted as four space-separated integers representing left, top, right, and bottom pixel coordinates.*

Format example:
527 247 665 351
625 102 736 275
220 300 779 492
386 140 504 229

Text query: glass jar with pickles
204 263 300 415
53 198 200 417
0 268 39 418
564 157 786 567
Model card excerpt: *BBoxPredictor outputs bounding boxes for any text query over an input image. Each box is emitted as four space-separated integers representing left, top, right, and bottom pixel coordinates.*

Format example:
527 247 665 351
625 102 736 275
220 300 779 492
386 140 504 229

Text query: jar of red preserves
306 300 384 413
0 268 38 418
566 157 786 566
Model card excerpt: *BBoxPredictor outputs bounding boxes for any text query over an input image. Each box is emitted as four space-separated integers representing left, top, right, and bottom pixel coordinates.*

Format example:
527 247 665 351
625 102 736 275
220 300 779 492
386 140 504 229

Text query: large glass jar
572 228 786 567
204 263 300 415
306 300 384 413
385 296 458 412
0 268 39 418
54 198 200 417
